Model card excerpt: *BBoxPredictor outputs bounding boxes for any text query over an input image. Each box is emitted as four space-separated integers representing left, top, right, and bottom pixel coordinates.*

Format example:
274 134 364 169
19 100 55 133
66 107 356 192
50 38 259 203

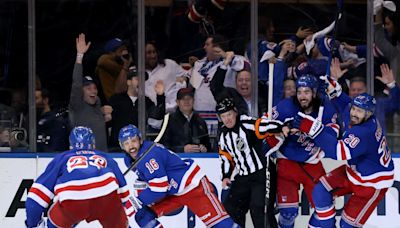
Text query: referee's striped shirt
218 114 281 178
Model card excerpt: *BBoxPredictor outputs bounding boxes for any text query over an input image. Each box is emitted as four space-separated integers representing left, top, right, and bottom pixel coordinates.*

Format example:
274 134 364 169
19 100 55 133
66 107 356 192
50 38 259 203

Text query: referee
217 97 282 228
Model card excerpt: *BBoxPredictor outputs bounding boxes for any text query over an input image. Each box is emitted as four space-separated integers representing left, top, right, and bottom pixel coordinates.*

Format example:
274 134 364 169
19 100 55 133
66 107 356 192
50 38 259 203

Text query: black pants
223 160 277 228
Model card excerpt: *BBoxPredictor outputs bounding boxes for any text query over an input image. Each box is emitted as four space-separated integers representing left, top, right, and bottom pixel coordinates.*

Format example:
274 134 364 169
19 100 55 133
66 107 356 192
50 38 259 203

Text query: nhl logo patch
235 137 247 152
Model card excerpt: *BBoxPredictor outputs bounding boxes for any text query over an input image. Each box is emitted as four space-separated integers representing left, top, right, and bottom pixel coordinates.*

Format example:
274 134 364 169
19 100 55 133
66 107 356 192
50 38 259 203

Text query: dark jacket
109 92 165 148
37 110 69 152
161 109 211 152
210 66 267 116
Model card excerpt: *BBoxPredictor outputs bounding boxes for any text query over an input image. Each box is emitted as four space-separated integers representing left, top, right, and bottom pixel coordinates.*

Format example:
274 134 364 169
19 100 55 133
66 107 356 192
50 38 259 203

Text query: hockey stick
264 62 275 228
123 113 170 176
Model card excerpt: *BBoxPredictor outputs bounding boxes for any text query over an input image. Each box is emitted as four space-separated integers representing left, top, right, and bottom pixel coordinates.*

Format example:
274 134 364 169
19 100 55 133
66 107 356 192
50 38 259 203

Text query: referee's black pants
222 161 277 228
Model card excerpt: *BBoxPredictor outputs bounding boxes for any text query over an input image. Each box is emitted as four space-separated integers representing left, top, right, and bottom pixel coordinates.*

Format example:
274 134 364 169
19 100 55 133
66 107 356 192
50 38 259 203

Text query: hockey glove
125 196 143 217
135 206 161 228
292 112 323 139
263 134 285 157
319 75 342 99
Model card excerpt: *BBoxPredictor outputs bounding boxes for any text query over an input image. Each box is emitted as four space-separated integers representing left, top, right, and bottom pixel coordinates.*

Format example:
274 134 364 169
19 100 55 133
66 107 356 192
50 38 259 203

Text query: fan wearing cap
108 67 166 148
96 37 133 101
161 87 211 153
293 89 394 227
216 97 284 227
69 33 109 151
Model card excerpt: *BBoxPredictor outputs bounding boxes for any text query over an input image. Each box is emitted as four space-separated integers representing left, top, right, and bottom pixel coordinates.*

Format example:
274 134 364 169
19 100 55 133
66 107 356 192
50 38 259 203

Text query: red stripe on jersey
29 187 51 204
347 167 394 184
317 207 336 219
185 165 201 188
55 176 116 194
119 190 130 199
149 181 169 188
339 141 347 160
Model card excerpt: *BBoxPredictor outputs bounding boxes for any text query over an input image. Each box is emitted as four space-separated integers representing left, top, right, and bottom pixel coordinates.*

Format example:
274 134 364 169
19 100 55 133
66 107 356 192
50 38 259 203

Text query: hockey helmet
216 97 236 115
118 124 142 149
296 74 318 91
69 126 95 150
352 93 376 114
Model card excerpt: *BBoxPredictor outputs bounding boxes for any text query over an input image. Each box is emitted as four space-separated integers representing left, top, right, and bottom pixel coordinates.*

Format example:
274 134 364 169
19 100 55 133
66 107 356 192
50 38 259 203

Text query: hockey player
293 90 394 227
25 126 131 228
263 74 340 228
118 124 239 228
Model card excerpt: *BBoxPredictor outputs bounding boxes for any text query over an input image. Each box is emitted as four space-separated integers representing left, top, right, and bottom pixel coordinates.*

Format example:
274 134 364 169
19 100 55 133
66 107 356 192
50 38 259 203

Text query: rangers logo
235 137 247 152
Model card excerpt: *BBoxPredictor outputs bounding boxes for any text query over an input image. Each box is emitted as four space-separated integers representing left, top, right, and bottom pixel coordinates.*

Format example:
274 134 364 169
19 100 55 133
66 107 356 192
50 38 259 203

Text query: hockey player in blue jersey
262 74 340 228
25 126 130 228
293 89 394 227
119 124 239 228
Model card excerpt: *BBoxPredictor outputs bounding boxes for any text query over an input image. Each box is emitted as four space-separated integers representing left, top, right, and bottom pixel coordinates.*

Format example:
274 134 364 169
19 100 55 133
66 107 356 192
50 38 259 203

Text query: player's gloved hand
135 206 161 228
292 112 323 139
319 75 342 99
125 195 143 217
263 134 285 157
133 180 148 197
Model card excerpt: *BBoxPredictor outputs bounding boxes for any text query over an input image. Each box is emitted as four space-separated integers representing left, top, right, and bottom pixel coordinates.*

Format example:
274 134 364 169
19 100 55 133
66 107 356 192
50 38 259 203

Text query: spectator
145 41 187 112
35 88 69 152
210 48 285 116
96 38 133 101
375 6 400 82
108 67 165 149
283 78 296 98
162 87 211 153
349 77 367 98
0 126 10 147
69 33 110 151
190 34 245 112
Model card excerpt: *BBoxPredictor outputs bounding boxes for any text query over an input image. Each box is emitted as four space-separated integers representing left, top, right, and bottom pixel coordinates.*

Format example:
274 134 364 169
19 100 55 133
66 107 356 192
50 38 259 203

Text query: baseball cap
127 66 149 81
82 76 96 86
177 87 195 100
104 38 126 53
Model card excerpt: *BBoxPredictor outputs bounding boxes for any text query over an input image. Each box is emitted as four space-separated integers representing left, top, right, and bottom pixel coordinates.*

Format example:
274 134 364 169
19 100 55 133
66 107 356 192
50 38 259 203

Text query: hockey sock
308 212 321 228
312 183 336 228
278 207 298 228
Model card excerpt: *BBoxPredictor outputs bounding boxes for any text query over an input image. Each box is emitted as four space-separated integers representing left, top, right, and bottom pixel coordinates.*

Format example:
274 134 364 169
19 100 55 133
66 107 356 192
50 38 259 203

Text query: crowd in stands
0 1 399 153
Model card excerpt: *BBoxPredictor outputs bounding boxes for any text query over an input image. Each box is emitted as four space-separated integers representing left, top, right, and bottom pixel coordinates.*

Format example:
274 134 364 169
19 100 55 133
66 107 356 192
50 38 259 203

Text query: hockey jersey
26 149 130 227
123 141 205 206
314 93 394 189
272 97 339 163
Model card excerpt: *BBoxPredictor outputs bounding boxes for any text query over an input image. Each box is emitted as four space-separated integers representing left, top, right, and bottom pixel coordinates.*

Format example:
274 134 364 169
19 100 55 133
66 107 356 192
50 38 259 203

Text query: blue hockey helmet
296 74 318 91
118 124 142 148
69 126 95 150
352 93 376 113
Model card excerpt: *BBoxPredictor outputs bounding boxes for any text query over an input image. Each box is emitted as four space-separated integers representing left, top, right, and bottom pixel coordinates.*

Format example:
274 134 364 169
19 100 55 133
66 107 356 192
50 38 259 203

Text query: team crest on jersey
235 137 247 152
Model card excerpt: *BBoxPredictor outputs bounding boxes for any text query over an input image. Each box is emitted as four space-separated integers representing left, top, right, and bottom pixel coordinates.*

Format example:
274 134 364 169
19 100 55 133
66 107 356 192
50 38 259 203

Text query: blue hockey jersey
272 97 339 163
313 93 394 189
26 149 130 226
124 141 205 206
